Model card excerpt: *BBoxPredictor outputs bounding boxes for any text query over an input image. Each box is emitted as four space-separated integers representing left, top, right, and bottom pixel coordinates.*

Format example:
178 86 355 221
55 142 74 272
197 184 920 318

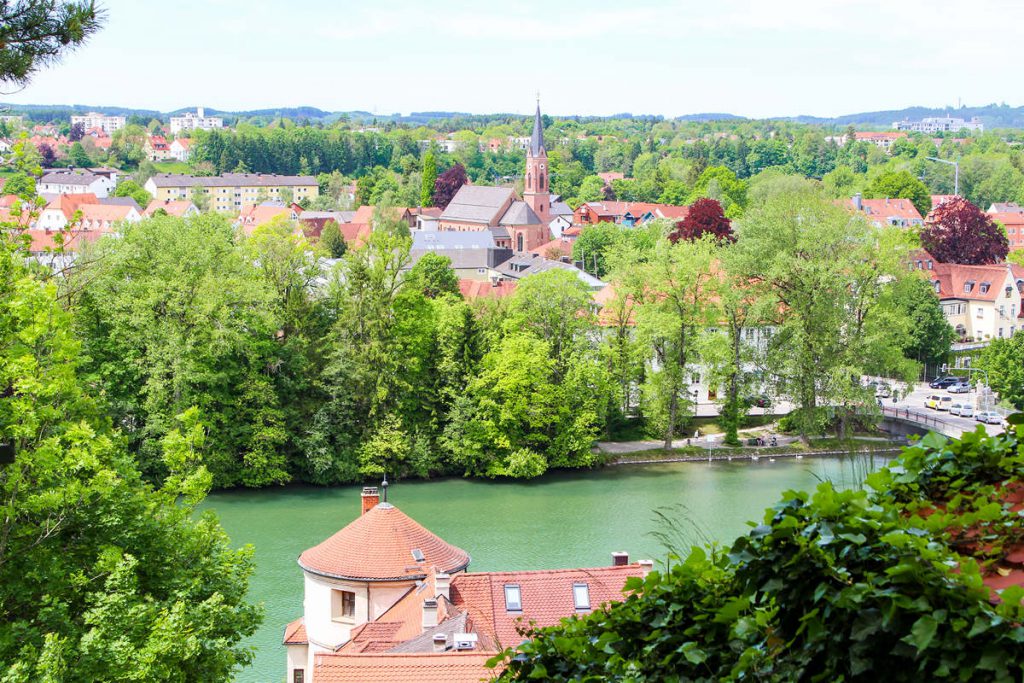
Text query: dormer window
504 584 522 612
927 260 933 270
980 282 990 294
573 583 590 611
964 281 974 294
933 281 940 294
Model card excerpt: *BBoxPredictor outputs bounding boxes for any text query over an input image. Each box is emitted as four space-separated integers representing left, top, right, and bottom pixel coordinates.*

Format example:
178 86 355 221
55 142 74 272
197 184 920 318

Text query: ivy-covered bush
495 417 1024 681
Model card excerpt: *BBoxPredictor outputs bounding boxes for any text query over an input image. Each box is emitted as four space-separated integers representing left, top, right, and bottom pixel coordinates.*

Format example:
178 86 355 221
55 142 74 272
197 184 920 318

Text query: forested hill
786 103 1024 129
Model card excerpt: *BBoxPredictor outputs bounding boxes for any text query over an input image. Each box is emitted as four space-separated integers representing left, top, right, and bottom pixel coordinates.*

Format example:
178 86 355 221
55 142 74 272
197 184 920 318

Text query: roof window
411 548 425 562
573 583 591 610
504 584 522 612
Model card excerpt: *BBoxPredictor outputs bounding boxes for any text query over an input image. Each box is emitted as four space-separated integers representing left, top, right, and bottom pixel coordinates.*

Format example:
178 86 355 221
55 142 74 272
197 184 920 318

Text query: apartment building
70 112 126 134
143 173 318 213
893 116 984 133
169 107 224 134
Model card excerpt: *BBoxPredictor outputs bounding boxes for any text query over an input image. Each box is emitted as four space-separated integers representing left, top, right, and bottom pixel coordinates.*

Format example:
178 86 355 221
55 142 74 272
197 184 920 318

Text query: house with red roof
144 135 173 161
852 131 907 151
987 206 1024 252
574 201 689 228
850 193 923 228
285 487 650 683
169 138 191 162
911 250 1024 342
143 199 199 219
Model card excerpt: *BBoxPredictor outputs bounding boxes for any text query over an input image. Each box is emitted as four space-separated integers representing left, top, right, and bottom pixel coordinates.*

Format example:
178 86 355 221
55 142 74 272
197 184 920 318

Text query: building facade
893 116 984 133
70 112 125 134
169 107 224 134
144 173 318 213
38 171 116 198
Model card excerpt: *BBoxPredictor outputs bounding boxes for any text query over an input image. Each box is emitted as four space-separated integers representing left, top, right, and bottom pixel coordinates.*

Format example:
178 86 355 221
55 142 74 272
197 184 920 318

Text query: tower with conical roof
523 99 550 222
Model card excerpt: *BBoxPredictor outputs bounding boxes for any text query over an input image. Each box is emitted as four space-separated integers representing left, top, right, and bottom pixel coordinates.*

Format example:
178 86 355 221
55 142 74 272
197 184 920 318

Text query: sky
3 0 1023 119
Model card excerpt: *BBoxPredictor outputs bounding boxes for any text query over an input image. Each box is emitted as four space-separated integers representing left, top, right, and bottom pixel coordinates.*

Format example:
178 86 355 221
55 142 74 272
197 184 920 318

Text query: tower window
331 590 356 621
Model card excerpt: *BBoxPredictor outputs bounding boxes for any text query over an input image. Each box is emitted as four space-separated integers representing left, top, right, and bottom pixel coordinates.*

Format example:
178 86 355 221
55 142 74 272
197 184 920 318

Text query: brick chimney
422 599 438 629
611 551 629 566
361 486 379 515
435 572 451 601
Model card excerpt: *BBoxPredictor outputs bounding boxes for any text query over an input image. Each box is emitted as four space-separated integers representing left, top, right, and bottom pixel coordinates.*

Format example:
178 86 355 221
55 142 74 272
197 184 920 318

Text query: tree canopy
920 196 1010 265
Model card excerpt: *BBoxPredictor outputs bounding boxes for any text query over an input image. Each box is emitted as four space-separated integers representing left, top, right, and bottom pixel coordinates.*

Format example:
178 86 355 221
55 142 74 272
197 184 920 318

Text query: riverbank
609 443 903 466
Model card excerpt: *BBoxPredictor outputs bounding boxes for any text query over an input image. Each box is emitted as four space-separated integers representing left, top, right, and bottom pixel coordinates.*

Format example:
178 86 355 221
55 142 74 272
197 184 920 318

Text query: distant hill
786 103 1024 129
675 113 748 122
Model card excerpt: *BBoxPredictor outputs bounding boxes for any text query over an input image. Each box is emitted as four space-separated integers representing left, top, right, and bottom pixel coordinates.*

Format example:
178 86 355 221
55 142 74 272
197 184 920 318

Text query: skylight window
504 584 522 612
411 548 425 562
573 583 591 610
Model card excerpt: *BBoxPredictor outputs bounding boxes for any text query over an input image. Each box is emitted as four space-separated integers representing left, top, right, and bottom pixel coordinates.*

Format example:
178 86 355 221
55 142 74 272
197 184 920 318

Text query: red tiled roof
339 222 372 249
854 131 907 142
532 238 571 259
449 564 644 649
144 199 194 218
854 197 923 223
283 617 307 645
24 228 105 253
313 652 495 683
458 279 517 300
298 503 470 581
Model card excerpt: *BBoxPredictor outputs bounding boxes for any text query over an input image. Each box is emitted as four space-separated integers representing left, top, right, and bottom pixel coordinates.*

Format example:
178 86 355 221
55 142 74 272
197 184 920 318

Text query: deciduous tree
864 169 931 218
432 163 467 209
668 197 734 243
920 196 1009 265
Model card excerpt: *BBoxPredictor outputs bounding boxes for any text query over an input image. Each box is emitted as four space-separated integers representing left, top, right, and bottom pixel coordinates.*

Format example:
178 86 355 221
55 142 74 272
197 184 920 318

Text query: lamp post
926 157 960 197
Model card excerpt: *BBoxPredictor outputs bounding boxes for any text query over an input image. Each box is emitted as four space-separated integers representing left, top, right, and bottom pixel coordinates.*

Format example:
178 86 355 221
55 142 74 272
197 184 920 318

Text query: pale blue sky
4 0 1020 118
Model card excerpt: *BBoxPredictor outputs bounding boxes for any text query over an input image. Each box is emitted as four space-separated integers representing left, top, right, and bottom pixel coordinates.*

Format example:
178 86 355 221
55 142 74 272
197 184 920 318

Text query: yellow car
925 395 942 409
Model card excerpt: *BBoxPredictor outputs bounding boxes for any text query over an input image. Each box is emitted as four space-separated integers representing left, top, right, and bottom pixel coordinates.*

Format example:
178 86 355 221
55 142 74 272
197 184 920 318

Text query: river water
201 454 889 682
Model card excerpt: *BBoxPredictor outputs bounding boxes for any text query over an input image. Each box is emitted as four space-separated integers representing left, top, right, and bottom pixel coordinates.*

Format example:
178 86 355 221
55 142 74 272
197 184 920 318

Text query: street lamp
926 157 960 197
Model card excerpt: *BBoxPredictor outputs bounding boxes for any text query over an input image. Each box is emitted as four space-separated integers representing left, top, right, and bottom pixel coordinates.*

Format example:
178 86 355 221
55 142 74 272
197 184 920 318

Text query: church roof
440 186 514 224
530 102 545 157
298 503 471 581
498 200 542 226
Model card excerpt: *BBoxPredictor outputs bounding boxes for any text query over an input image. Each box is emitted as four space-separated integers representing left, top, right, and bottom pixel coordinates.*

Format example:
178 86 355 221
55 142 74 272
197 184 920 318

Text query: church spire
530 99 545 157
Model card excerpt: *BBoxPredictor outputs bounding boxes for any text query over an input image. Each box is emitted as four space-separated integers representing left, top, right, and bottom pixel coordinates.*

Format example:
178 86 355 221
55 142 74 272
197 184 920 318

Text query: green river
202 454 890 682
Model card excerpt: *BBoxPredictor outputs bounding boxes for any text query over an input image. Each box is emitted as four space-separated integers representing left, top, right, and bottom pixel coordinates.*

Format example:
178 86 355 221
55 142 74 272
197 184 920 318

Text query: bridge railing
880 406 962 435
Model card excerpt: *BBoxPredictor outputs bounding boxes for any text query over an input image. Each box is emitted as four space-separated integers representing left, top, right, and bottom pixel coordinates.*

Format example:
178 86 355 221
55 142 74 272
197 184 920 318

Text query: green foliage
318 221 347 258
498 422 1024 681
889 275 956 366
3 172 36 199
0 239 260 680
112 179 151 207
407 252 460 299
977 335 1024 410
420 148 437 207
864 169 932 218
0 1 104 86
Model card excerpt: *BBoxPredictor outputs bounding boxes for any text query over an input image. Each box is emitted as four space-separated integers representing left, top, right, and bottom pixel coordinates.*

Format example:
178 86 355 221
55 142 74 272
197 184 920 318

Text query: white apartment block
70 112 126 134
170 107 224 134
893 116 984 134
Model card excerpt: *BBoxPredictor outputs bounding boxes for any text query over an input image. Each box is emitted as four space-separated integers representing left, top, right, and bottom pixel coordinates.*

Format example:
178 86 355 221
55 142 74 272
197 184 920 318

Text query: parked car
949 402 965 416
936 396 953 411
947 382 970 394
976 411 1005 426
930 376 959 389
958 405 975 418
925 395 942 409
875 384 891 398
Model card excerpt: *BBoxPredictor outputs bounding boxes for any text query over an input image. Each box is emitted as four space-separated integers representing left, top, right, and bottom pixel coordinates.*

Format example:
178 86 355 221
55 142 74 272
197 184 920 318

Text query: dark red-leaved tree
920 196 1009 265
432 163 468 210
68 122 85 142
37 142 57 167
668 197 734 244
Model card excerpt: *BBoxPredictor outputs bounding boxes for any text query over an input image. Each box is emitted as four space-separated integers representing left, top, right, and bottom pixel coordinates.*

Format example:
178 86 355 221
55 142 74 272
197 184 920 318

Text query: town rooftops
914 251 1022 303
40 171 103 186
458 279 517 299
498 200 542 226
496 253 606 289
412 230 496 251
297 503 471 581
440 186 515 224
312 652 494 683
851 196 923 224
147 172 318 188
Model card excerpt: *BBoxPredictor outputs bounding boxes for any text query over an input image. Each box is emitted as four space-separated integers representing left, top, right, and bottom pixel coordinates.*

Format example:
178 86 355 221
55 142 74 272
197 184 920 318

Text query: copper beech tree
920 196 1009 265
668 198 735 243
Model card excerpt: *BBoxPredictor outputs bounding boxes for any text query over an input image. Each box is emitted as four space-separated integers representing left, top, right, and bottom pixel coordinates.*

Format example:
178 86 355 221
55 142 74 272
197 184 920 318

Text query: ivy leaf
907 614 939 652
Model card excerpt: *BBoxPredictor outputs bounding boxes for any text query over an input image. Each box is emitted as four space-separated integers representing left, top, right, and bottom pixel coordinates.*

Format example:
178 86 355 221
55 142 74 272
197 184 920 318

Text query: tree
68 121 84 141
864 169 931 218
575 175 605 205
420 148 437 206
319 221 347 258
407 252 460 299
920 196 1009 265
113 179 151 206
68 140 91 167
668 197 734 243
977 334 1024 409
889 275 956 367
190 184 209 212
3 172 36 199
0 1 103 85
432 163 467 209
0 238 260 680
36 141 57 167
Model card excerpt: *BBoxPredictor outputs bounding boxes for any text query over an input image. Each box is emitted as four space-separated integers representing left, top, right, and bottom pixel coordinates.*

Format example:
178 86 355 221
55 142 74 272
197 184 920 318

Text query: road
886 382 1005 437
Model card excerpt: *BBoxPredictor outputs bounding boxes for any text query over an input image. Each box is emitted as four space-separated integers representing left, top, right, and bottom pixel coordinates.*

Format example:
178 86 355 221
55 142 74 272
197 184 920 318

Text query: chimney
361 486 379 515
638 559 654 577
422 599 438 629
853 193 863 211
435 572 451 601
611 551 629 566
432 634 447 653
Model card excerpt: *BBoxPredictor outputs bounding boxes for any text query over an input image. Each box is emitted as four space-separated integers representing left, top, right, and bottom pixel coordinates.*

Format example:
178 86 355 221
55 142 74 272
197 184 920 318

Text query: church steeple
524 98 550 221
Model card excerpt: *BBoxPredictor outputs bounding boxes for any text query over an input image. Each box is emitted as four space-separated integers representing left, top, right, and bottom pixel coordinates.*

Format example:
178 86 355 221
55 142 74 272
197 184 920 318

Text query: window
964 281 974 293
573 583 590 610
504 584 522 612
331 589 356 621
933 281 941 294
411 548 425 562
980 283 990 294
293 670 305 683
927 260 933 270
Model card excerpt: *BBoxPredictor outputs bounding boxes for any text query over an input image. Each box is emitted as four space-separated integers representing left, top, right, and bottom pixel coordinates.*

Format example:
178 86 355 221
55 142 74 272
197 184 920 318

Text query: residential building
850 194 923 228
989 210 1024 251
931 194 958 208
574 201 689 227
284 487 649 683
35 193 99 231
77 203 141 231
169 138 191 162
989 202 1024 214
297 210 355 240
144 136 173 161
143 199 199 218
143 173 318 213
408 230 512 281
438 102 553 252
70 112 125 134
893 116 983 133
38 170 115 198
495 252 606 290
169 107 224 134
912 252 1024 341
853 131 907 150
236 201 300 235
458 278 518 299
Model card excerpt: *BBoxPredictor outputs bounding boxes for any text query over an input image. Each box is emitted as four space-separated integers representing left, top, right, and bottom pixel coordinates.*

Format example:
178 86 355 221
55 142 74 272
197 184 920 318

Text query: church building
438 102 552 253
